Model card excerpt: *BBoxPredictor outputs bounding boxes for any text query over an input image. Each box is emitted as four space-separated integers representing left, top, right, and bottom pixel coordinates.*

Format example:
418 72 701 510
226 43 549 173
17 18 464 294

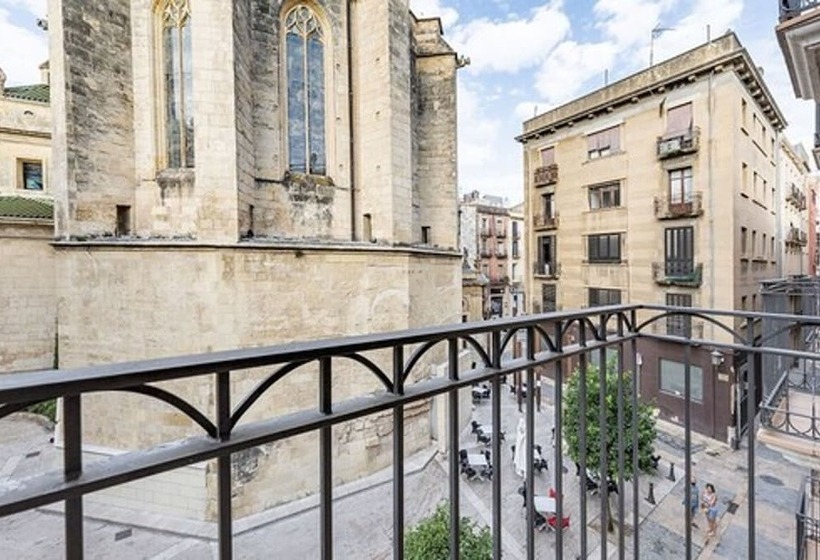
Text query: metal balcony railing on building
533 260 560 279
787 186 808 211
796 476 820 560
653 192 704 220
652 261 703 287
1 305 820 559
780 0 820 21
533 163 559 187
656 127 700 159
496 229 507 239
787 228 809 247
533 213 559 230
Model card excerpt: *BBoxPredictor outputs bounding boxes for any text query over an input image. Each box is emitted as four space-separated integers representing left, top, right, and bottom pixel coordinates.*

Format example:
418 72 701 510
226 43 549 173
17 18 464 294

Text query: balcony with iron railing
780 0 820 21
533 163 559 187
1 305 819 559
653 192 704 220
787 228 809 248
480 246 492 258
796 475 820 560
652 261 703 287
787 186 808 211
533 260 560 279
656 127 700 160
533 212 559 230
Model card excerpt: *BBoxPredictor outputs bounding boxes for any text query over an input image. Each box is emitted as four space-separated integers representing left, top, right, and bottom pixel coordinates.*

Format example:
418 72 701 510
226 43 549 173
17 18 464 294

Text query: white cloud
409 0 459 29
535 40 617 103
0 6 48 85
2 0 46 16
449 2 571 74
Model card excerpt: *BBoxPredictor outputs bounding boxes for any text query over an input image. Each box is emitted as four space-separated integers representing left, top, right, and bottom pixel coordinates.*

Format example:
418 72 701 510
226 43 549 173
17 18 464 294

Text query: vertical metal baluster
216 371 232 560
631 309 640 558
491 331 503 560
526 329 535 560
64 394 83 560
554 320 564 559
684 343 692 560
578 321 588 557
598 315 608 559
748 336 759 560
393 346 405 560
616 316 626 559
448 338 460 560
320 357 333 560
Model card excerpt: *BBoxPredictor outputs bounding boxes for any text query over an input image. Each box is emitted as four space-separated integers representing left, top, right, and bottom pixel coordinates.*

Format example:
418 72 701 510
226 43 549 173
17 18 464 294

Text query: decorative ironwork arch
635 310 747 344
113 385 217 438
231 360 312 429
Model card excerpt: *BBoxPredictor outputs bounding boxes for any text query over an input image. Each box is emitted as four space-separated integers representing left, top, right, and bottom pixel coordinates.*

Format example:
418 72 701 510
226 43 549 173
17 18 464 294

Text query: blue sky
0 0 813 205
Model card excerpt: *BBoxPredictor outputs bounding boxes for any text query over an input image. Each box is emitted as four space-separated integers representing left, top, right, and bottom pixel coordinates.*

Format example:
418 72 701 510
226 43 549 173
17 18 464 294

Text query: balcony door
539 235 556 275
665 226 694 277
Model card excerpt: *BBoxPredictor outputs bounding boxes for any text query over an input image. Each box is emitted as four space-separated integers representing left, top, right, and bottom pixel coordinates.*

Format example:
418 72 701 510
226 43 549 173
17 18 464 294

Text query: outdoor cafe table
467 453 488 468
533 496 556 514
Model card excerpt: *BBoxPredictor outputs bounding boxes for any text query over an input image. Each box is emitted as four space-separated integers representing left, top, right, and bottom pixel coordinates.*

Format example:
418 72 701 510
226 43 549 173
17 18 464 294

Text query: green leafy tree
562 360 657 532
405 502 492 560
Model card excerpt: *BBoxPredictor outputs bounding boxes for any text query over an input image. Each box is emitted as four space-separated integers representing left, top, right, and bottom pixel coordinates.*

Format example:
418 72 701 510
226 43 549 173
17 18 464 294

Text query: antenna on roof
650 24 674 67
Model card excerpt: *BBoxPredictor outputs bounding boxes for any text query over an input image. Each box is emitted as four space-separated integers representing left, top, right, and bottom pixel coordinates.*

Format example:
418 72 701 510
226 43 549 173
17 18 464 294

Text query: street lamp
710 349 723 445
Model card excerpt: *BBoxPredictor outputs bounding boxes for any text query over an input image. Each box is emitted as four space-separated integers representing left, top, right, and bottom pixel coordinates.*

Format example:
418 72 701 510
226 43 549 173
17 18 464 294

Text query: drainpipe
347 0 357 241
708 71 715 312
775 131 783 279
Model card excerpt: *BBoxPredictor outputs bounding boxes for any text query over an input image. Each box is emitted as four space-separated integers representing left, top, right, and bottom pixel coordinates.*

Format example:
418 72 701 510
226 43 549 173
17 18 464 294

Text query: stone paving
0 381 810 559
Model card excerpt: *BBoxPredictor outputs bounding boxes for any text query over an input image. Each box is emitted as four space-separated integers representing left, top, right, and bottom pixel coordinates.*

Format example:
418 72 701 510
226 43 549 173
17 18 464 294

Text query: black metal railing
781 0 820 22
760 368 820 440
1 305 820 559
797 476 820 560
656 127 700 159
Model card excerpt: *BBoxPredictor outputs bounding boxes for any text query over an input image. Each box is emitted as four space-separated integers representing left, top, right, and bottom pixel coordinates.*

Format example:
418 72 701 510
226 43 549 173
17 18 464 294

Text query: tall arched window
285 6 326 175
158 0 194 168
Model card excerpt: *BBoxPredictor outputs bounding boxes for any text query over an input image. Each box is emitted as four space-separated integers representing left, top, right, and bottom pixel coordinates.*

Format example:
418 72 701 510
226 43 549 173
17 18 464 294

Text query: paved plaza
0 380 809 559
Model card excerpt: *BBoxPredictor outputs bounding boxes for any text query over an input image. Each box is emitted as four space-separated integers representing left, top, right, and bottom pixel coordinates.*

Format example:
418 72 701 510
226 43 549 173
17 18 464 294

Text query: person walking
682 477 699 528
701 483 718 537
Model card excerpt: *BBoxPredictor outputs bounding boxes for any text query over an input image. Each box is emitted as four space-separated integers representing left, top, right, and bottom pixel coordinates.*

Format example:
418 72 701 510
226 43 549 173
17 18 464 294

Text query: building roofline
517 32 787 143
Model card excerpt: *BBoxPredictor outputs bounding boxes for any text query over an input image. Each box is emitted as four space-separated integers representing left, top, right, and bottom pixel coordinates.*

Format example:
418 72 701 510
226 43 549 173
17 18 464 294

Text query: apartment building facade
519 33 796 442
460 191 512 318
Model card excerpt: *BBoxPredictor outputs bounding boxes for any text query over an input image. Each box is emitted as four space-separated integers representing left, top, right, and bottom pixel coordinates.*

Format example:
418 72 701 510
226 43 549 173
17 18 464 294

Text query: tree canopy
562 359 657 483
405 502 492 560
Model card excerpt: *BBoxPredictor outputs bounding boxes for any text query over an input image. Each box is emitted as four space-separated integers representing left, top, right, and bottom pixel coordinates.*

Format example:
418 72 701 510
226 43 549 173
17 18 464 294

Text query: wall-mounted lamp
710 349 724 367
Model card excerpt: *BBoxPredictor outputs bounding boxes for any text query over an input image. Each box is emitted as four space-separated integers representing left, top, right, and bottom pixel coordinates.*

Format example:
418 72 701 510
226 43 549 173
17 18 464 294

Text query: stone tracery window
157 0 194 168
285 6 326 175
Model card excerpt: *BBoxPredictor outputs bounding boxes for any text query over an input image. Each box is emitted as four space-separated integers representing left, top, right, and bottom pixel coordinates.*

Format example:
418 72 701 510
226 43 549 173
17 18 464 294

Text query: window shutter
607 126 620 151
667 103 692 134
540 147 555 166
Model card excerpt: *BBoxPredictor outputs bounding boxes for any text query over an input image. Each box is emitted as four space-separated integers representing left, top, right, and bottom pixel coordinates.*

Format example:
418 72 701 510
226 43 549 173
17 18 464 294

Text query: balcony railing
780 0 820 21
787 187 808 211
652 261 703 287
533 212 559 230
796 476 820 560
496 229 507 239
653 192 704 220
533 163 559 187
656 127 700 159
480 247 492 257
787 228 809 247
2 305 820 559
533 260 560 278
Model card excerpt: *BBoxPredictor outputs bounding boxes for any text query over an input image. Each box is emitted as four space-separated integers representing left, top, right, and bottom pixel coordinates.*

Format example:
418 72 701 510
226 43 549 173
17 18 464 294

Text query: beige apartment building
0 65 55 374
519 33 801 442
48 0 462 521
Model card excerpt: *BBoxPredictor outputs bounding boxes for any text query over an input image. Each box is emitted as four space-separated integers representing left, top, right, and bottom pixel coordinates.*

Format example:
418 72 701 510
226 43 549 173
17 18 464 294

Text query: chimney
39 60 50 85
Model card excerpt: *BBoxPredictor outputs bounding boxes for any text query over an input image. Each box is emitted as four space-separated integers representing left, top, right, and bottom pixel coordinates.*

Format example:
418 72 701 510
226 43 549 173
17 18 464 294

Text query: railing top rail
3 304 820 405
781 0 820 20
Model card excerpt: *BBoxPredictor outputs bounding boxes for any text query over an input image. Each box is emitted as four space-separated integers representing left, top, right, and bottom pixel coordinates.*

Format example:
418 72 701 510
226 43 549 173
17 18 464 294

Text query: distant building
460 191 512 318
0 63 54 373
508 202 526 316
518 32 802 443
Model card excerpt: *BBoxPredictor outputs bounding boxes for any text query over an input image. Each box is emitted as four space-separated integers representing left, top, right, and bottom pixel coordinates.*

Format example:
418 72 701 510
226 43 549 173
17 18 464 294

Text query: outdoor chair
547 514 571 531
471 420 482 435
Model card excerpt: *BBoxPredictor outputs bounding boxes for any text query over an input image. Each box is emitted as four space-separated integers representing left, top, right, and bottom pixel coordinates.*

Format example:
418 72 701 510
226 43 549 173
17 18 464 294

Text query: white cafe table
533 496 556 514
467 453 488 467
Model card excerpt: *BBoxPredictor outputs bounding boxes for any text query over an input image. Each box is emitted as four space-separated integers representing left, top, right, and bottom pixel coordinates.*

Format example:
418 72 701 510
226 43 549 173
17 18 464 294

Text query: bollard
667 462 676 482
645 482 656 505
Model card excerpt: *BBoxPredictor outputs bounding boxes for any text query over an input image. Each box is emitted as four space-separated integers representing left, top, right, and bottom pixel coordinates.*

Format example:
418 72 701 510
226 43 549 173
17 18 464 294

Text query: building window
741 99 747 129
588 287 621 307
666 102 692 134
540 146 555 166
20 160 44 190
157 0 194 168
588 233 622 263
512 239 520 259
421 226 430 244
659 359 703 403
664 226 694 276
538 235 557 275
587 126 620 159
668 167 693 204
285 5 326 175
588 182 621 209
741 162 748 194
116 205 132 236
741 227 748 255
541 192 555 218
666 293 692 337
741 295 747 310
542 284 557 312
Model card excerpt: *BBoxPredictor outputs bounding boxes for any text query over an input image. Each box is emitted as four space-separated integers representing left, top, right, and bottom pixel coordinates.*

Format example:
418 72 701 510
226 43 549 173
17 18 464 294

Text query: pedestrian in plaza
682 477 699 528
701 483 718 537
